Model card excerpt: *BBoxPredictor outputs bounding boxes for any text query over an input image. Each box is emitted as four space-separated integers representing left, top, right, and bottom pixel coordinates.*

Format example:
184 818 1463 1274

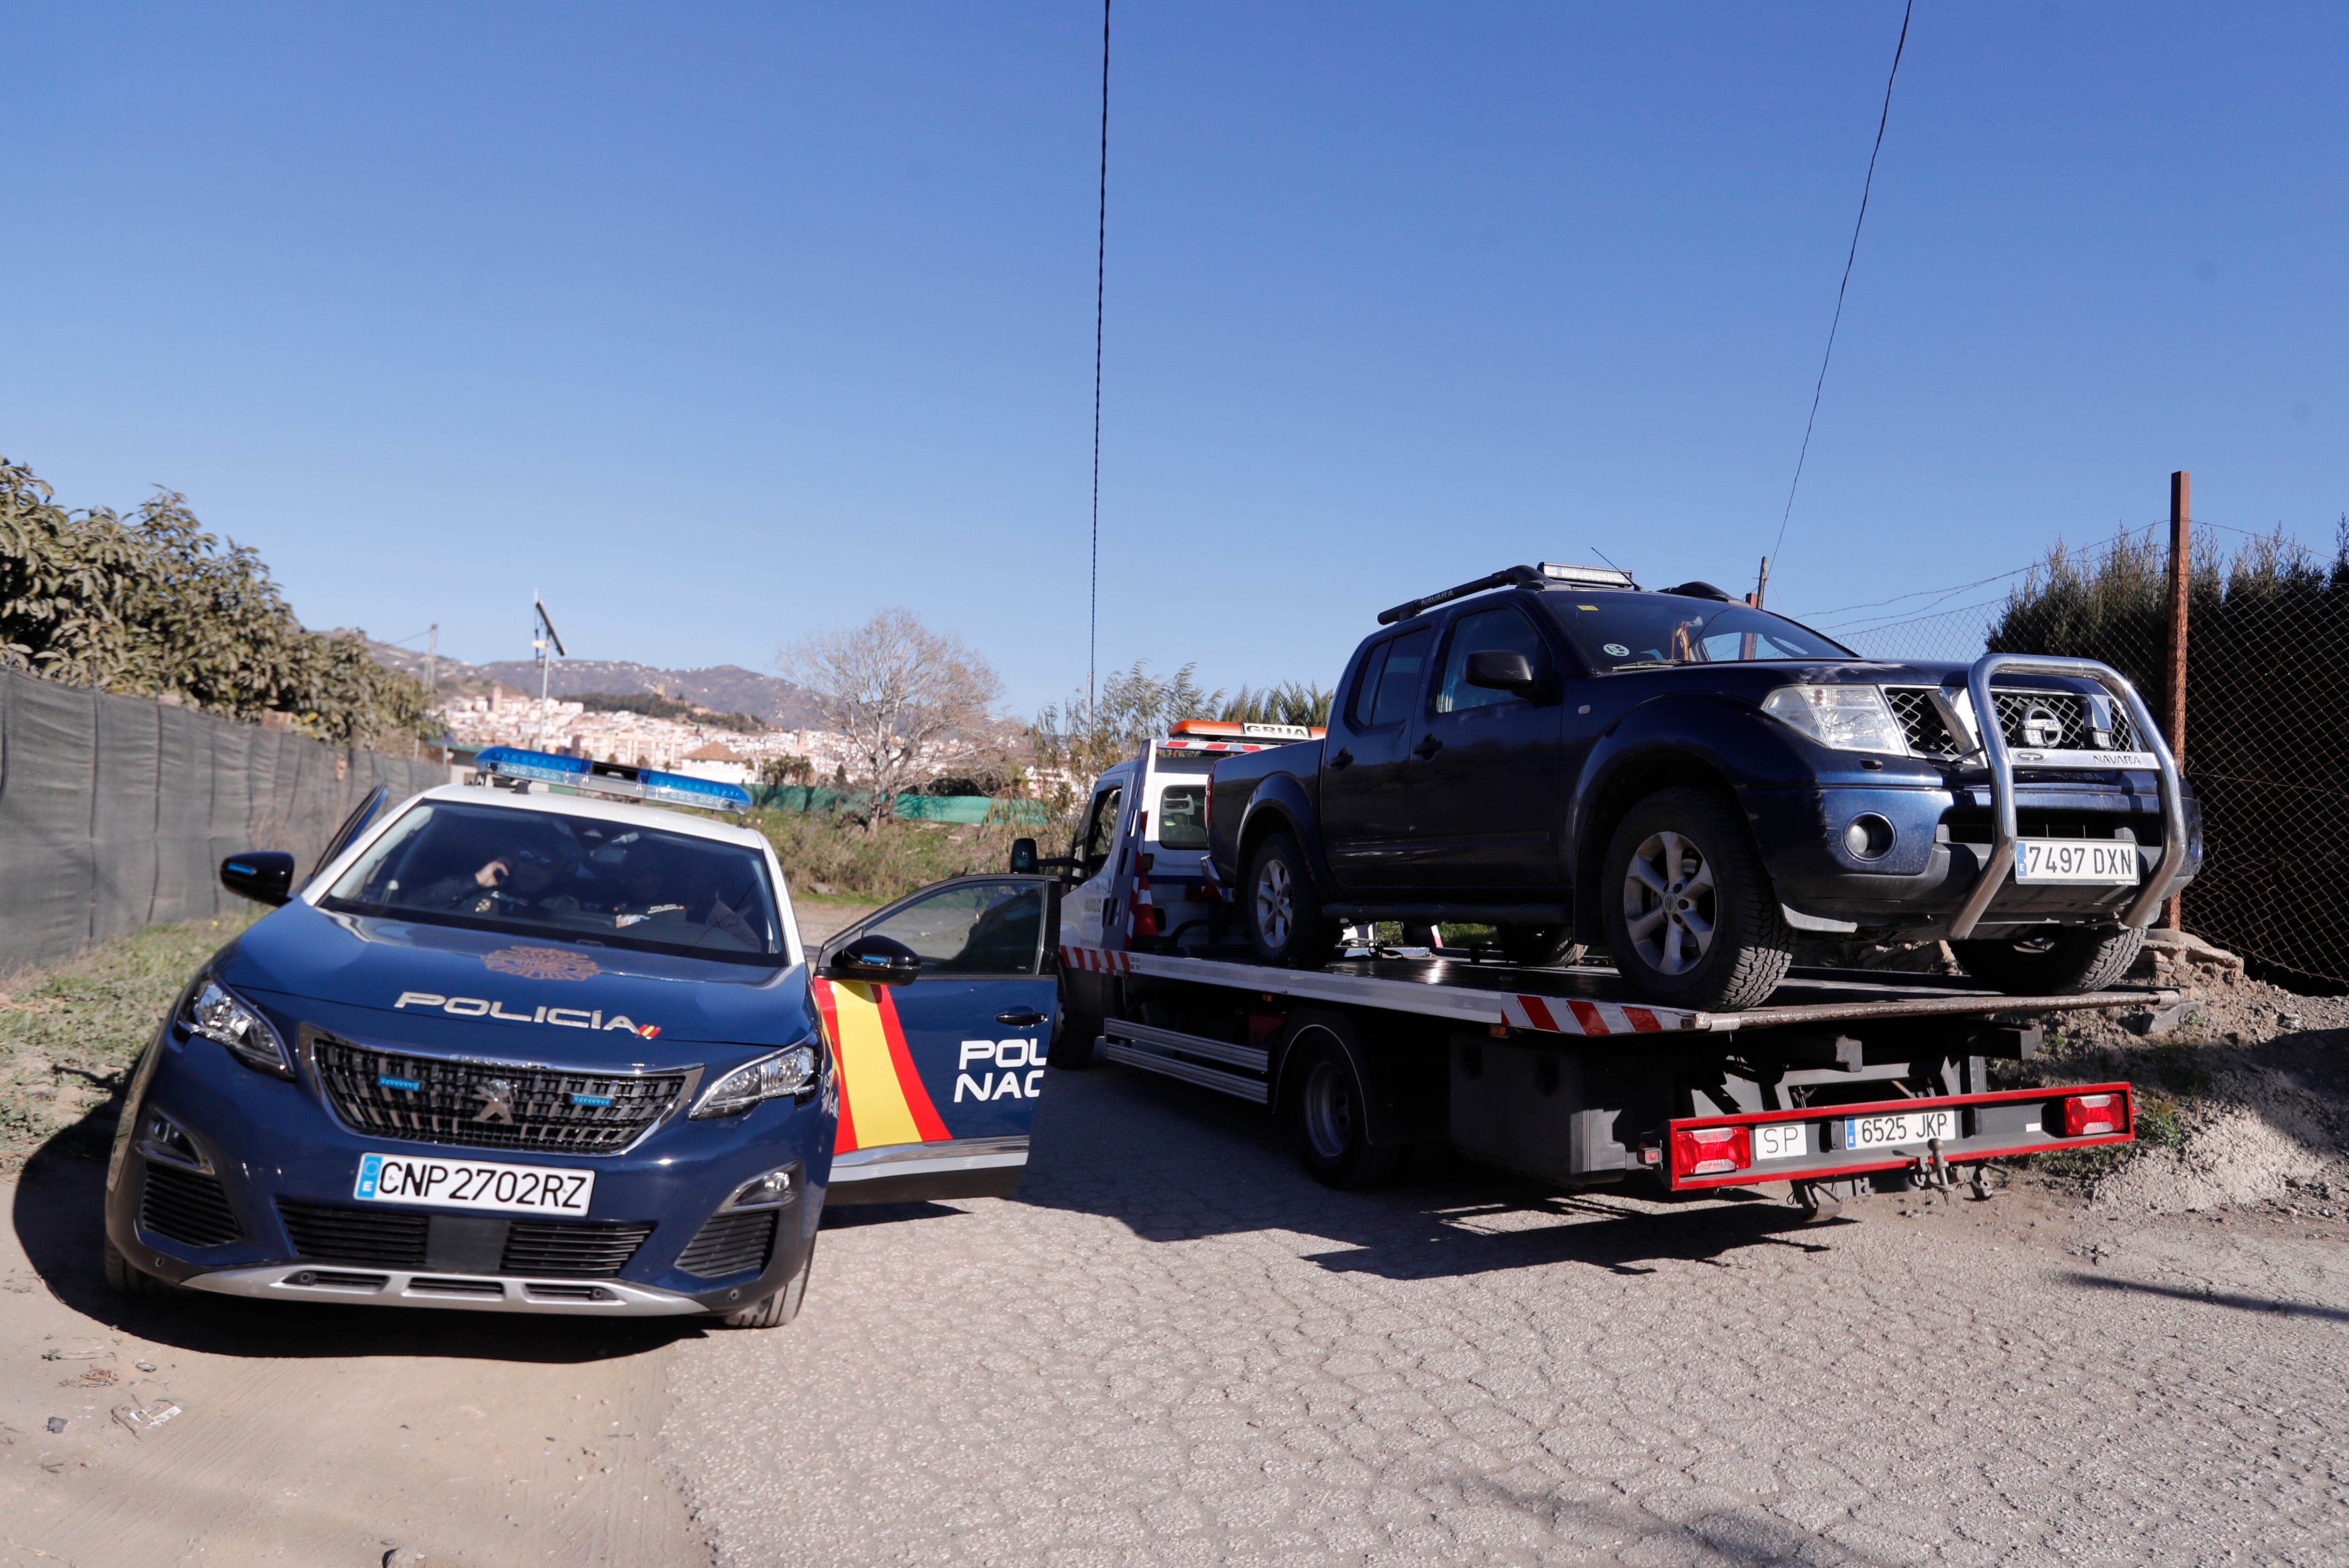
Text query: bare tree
780 608 1001 833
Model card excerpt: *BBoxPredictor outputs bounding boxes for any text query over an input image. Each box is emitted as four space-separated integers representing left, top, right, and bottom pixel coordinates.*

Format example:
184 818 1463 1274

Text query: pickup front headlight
690 1040 820 1119
1761 684 1909 757
183 978 294 1078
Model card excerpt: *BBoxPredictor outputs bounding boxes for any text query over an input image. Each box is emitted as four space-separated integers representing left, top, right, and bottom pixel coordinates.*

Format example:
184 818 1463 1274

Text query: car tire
1600 787 1794 1010
1951 924 2144 995
1497 925 1583 968
1281 1033 1404 1189
102 1238 175 1299
1244 832 1340 969
721 1234 815 1328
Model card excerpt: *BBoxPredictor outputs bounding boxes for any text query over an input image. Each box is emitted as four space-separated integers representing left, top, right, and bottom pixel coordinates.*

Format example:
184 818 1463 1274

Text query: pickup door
1405 604 1569 887
816 875 1060 1205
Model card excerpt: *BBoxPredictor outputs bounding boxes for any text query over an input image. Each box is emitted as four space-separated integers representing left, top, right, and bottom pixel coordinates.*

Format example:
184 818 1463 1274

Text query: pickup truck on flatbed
1204 562 2202 1011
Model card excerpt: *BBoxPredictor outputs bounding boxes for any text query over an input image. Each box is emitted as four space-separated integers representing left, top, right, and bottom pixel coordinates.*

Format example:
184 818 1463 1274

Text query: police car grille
675 1209 777 1279
314 1040 685 1154
140 1165 241 1248
279 1201 430 1267
502 1220 654 1278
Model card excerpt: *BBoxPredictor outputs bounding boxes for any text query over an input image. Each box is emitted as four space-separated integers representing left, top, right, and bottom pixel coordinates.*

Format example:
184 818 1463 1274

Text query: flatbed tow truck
1040 722 2160 1214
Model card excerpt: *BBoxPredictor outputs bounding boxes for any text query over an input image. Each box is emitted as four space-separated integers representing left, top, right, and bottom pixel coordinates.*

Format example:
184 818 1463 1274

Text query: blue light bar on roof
472 746 752 815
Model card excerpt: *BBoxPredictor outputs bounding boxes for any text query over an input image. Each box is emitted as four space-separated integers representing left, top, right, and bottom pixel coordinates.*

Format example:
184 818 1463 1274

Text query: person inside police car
416 819 583 917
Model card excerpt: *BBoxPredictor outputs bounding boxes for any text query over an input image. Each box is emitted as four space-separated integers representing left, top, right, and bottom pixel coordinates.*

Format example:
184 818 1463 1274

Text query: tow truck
1024 719 2158 1213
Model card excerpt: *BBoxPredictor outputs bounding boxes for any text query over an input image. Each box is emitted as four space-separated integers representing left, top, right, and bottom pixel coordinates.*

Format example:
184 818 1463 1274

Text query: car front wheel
1600 787 1794 1011
1245 832 1339 969
1951 924 2143 995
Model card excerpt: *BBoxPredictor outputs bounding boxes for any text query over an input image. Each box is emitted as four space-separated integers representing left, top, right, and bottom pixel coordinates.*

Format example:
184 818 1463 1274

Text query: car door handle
1327 748 1353 770
1413 734 1443 759
995 1008 1049 1027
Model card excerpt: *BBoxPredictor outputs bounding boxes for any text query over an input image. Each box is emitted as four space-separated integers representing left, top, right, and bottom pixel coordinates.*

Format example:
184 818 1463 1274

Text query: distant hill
365 643 826 730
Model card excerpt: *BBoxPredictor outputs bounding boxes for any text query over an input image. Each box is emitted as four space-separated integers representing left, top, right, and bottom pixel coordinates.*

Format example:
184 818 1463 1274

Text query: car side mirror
220 851 297 907
1009 837 1039 874
823 934 922 986
1465 649 1541 697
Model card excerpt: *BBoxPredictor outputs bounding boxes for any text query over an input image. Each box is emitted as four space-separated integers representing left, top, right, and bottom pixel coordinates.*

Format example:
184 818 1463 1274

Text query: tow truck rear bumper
1664 1081 2134 1191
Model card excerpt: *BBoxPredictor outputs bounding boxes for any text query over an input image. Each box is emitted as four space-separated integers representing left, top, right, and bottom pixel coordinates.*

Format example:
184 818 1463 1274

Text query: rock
2141 927 2248 976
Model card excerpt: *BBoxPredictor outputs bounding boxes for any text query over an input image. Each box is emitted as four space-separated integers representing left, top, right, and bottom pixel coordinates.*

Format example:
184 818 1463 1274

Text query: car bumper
1746 780 2203 930
108 1024 832 1317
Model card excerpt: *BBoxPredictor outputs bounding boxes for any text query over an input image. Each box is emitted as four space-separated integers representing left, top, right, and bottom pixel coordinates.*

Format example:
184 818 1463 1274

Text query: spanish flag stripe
812 978 859 1155
825 980 924 1149
873 984 952 1142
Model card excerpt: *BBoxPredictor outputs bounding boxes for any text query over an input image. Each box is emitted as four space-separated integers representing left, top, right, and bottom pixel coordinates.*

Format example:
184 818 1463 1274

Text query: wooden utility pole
2165 470 2190 930
1747 556 1770 610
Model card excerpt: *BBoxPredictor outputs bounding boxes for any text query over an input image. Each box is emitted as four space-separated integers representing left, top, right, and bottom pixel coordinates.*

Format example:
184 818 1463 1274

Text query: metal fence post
2165 470 2190 931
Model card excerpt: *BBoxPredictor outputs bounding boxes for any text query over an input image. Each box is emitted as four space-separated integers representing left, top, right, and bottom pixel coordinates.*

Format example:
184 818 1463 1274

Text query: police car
105 747 1059 1327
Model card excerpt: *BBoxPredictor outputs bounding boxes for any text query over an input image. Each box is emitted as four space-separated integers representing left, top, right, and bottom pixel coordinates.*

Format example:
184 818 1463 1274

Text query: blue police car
104 748 1059 1327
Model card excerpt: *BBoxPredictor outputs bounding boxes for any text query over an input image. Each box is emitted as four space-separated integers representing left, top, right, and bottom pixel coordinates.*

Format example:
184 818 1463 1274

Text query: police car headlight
184 979 293 1078
690 1041 818 1119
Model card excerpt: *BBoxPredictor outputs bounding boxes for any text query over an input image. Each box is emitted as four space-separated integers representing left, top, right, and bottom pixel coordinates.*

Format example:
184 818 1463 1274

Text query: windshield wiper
1605 659 1688 671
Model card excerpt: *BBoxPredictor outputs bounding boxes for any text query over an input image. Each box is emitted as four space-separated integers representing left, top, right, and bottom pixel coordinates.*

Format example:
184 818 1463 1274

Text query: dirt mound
2028 939 2349 1215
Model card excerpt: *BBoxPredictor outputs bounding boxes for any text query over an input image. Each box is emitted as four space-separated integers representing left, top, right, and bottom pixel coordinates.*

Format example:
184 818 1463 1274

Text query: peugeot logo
473 1079 517 1124
2020 704 2065 750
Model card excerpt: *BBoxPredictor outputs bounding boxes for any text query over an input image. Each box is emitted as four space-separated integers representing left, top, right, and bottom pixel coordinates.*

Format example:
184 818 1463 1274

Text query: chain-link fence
1799 524 2349 988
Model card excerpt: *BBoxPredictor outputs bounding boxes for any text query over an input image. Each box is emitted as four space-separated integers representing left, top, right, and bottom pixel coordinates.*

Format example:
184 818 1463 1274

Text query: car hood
218 899 812 1052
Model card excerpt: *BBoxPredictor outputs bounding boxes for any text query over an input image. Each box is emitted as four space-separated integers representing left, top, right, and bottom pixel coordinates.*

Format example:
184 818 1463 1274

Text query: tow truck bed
1063 942 2165 1203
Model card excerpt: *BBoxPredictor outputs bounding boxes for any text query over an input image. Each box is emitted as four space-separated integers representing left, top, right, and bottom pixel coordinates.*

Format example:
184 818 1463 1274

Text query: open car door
814 875 1060 1205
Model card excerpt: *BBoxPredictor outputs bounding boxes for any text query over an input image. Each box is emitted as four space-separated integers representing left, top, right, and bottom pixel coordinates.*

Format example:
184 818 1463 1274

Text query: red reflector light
1669 1124 1752 1179
2061 1092 2127 1137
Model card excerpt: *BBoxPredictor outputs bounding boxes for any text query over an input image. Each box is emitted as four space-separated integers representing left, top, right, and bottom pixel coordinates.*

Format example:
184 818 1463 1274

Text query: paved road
674 1061 2349 1567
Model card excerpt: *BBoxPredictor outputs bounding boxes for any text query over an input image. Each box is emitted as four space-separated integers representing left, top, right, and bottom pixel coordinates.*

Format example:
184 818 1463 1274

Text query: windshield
1544 593 1851 669
321 800 786 964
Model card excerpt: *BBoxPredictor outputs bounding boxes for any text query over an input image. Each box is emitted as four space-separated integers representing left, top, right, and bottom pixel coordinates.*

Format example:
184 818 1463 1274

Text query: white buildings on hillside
435 690 862 780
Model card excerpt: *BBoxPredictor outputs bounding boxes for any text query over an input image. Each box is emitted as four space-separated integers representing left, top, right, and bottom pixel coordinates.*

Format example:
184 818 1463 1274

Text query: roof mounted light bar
1377 561 1639 625
472 745 753 815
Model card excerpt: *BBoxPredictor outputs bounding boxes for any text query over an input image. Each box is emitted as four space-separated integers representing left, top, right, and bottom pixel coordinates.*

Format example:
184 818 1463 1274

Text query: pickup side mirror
1465 649 1542 698
220 851 297 907
823 934 923 986
1009 837 1039 874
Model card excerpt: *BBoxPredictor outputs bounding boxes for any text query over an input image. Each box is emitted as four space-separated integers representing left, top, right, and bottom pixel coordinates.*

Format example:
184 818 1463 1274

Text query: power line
1768 0 1913 576
1088 0 1111 721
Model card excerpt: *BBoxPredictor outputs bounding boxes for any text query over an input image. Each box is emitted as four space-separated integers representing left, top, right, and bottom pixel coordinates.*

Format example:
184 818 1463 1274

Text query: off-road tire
720 1234 816 1328
1281 1032 1404 1190
1600 787 1794 1010
1244 832 1340 969
1950 924 2144 995
1497 925 1583 968
103 1238 175 1299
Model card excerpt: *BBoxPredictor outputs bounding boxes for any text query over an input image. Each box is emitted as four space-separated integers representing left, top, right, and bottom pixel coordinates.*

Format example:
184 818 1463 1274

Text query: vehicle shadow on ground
1019 1062 1844 1281
2069 1271 2349 1323
10 1114 709 1364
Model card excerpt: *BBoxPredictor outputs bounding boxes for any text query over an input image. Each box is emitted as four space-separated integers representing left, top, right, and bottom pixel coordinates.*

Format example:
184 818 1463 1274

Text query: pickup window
1352 627 1433 728
1157 784 1209 850
1545 593 1847 668
1433 607 1549 714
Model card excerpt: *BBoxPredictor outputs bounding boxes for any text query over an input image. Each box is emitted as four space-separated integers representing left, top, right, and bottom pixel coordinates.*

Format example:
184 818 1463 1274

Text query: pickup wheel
1600 787 1794 1010
1244 832 1340 969
1950 924 2143 995
1281 1032 1404 1189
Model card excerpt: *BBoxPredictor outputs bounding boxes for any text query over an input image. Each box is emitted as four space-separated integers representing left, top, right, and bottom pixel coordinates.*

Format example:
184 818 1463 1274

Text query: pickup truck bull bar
1947 653 2188 940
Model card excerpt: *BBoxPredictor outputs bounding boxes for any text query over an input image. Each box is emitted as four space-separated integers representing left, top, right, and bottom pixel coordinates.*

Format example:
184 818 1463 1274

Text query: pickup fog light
721 1165 800 1210
1670 1124 1752 1179
1844 814 1896 860
690 1041 818 1119
1762 685 1909 757
2061 1092 2126 1137
184 979 293 1078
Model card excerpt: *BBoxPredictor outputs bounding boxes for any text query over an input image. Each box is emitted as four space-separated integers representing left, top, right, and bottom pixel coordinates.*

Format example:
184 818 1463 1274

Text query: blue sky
4 3 2343 714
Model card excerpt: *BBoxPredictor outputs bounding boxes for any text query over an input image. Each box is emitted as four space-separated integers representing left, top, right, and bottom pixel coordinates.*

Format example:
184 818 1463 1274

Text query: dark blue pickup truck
1205 563 2201 1011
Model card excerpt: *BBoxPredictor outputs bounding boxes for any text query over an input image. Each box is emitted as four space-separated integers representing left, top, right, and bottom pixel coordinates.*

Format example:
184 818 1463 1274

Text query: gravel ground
669 1059 2349 1567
